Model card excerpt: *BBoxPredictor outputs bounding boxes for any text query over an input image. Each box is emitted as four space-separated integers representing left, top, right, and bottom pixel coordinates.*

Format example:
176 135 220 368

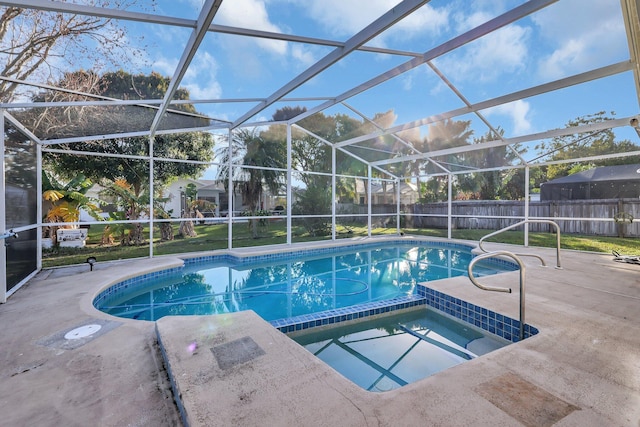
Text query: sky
116 0 636 144
10 0 639 176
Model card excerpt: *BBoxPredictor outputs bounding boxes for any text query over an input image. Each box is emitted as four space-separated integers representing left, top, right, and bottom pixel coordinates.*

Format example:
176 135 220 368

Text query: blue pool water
292 308 510 392
95 242 517 322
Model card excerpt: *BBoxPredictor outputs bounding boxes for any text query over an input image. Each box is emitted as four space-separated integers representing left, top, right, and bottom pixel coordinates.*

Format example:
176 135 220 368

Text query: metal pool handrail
477 219 562 269
468 250 526 341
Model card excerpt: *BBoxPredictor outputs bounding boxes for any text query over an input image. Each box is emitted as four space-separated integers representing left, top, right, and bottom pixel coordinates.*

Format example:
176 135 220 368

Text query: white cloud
182 52 222 99
428 79 448 96
402 73 414 91
485 100 532 135
174 0 288 56
302 0 449 47
437 11 530 83
538 40 585 79
532 0 627 80
305 1 391 37
152 51 222 99
290 44 317 69
152 56 179 77
392 3 449 40
183 81 221 100
216 0 287 55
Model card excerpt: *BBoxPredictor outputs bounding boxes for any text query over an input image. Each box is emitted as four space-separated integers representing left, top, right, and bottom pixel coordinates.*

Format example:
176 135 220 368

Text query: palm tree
410 119 474 201
177 183 217 238
216 128 285 238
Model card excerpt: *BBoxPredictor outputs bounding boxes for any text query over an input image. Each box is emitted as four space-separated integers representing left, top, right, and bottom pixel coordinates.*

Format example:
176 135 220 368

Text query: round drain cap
64 324 102 340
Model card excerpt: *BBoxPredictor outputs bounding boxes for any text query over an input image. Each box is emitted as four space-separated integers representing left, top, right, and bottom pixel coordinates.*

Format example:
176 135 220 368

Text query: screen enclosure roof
2 0 640 179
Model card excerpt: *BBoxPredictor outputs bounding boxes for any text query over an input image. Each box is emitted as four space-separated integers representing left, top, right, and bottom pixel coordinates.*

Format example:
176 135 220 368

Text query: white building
352 180 419 206
79 178 281 221
165 179 280 218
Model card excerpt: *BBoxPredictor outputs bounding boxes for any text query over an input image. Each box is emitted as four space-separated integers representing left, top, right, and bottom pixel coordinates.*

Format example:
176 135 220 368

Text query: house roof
541 164 640 185
197 181 225 192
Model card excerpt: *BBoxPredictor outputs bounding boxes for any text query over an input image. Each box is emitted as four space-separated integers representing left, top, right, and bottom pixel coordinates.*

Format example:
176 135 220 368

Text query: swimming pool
292 307 510 392
94 241 518 323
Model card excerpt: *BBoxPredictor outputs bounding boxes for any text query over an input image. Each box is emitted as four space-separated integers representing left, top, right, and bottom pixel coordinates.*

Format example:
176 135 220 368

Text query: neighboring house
78 184 110 222
396 181 419 205
78 178 353 220
79 178 275 220
540 164 640 200
165 178 226 218
352 179 419 205
166 179 281 218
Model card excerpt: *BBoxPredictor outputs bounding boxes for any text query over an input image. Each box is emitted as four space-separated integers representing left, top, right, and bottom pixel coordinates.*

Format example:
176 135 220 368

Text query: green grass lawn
41 221 640 268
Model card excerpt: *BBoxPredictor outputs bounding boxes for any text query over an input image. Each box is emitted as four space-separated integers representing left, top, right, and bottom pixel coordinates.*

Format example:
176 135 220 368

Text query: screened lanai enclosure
2 0 640 301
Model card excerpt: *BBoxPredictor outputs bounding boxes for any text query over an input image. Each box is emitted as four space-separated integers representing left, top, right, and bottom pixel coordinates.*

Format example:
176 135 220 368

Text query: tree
536 112 640 180
18 70 215 243
31 70 214 192
456 129 517 200
99 178 148 245
24 69 210 140
272 105 307 121
152 191 175 242
289 126 333 235
215 128 286 238
42 172 102 223
177 182 200 233
292 180 332 236
411 119 473 202
0 2 150 102
0 0 146 102
177 183 216 239
42 171 103 244
297 111 371 205
419 177 451 203
289 109 371 234
99 179 183 246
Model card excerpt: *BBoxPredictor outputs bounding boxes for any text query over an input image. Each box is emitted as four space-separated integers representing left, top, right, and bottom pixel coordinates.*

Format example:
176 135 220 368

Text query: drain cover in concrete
211 336 265 370
474 372 579 427
37 319 121 350
64 324 102 340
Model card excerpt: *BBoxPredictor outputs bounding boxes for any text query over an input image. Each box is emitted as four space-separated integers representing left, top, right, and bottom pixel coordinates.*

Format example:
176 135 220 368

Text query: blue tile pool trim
417 284 538 342
181 239 519 271
93 267 183 308
270 295 426 333
276 285 538 343
272 283 538 344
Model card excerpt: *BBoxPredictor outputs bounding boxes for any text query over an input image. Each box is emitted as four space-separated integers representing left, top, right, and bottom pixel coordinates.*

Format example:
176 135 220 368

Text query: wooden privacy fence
406 199 640 237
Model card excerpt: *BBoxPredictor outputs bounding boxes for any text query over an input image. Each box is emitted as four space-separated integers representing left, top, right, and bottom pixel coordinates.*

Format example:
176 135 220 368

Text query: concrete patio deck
1 239 639 426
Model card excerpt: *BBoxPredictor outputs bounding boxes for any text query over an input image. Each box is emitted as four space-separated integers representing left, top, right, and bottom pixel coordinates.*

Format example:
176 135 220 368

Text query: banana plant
42 172 103 223
42 171 103 244
100 178 148 245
